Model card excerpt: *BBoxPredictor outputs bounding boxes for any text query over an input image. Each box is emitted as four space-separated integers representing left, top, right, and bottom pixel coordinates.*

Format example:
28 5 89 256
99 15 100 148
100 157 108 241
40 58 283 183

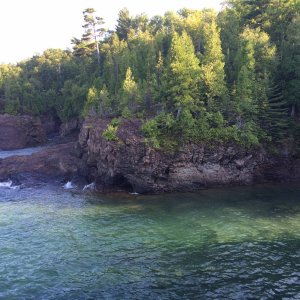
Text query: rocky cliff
0 114 299 193
0 114 81 185
0 114 47 150
0 142 80 184
77 118 300 194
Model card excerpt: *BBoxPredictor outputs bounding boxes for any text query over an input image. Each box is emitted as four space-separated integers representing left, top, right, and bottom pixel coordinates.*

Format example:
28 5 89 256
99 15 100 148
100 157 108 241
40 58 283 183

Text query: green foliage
234 29 257 121
1 3 299 148
142 118 161 148
102 119 120 141
281 14 300 107
102 33 130 93
72 8 106 68
110 118 120 127
224 0 298 142
4 100 19 115
237 121 260 146
142 113 180 149
164 31 201 113
120 67 140 113
102 124 119 141
83 86 98 117
116 8 132 41
121 107 132 118
59 81 87 121
83 84 112 117
200 17 228 111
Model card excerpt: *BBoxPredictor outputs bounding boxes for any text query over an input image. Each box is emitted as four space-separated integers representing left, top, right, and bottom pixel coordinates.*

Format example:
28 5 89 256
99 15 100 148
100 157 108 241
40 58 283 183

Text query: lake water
0 183 299 299
0 146 46 159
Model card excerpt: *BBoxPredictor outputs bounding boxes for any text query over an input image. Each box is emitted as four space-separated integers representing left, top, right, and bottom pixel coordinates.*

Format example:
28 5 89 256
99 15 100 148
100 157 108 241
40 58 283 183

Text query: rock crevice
77 118 300 194
1 115 299 193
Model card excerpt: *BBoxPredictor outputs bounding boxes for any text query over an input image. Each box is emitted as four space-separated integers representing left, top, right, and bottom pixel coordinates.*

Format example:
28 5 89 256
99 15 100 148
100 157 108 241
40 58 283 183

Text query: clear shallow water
0 184 300 299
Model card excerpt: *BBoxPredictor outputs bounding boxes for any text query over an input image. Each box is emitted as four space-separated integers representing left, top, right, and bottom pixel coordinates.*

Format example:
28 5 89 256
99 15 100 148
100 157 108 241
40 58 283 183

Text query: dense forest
0 0 299 148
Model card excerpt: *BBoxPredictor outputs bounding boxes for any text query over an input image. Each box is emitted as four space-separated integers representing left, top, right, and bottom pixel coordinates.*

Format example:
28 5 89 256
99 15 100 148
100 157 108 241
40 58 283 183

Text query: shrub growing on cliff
1 2 299 147
102 118 120 141
83 85 112 117
142 118 161 148
102 124 119 141
142 113 182 149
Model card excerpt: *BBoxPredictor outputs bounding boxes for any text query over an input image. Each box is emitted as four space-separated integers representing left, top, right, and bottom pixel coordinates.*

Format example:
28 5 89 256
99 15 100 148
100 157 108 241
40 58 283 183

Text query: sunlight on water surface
0 184 299 299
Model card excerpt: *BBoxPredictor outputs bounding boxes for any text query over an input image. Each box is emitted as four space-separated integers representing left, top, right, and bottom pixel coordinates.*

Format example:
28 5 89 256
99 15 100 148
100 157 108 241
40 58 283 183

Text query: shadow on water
84 183 300 219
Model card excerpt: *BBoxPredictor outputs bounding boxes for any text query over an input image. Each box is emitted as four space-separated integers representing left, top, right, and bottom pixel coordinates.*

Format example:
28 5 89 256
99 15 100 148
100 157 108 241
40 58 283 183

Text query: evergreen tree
72 8 106 68
102 33 129 94
116 8 132 41
164 31 201 119
200 18 228 111
260 83 289 139
218 7 241 86
1 5 299 147
121 67 140 114
127 30 156 82
281 14 300 116
83 85 112 117
179 9 203 53
132 13 149 33
234 31 257 124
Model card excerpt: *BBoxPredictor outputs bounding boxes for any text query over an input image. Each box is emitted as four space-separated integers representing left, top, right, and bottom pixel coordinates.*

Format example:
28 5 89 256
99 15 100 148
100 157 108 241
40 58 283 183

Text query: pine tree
281 14 300 115
234 32 257 124
218 7 241 86
102 33 129 94
260 82 289 139
72 8 106 68
116 8 132 41
200 18 228 111
121 67 140 114
164 31 201 118
127 30 156 82
83 85 112 117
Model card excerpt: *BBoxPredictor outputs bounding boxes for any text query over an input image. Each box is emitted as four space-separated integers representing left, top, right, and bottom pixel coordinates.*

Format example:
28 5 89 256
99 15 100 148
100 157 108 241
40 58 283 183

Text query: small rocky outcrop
0 114 47 150
0 142 81 183
0 114 82 185
77 118 300 194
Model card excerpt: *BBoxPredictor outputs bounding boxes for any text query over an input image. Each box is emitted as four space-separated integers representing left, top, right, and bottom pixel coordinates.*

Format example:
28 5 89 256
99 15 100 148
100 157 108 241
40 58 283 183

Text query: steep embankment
0 114 81 184
1 114 299 193
77 118 300 194
0 142 80 183
0 114 47 150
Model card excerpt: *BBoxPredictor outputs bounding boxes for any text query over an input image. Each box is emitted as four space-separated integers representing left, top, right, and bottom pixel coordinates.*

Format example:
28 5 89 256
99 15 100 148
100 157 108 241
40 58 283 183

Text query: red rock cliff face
78 118 300 194
0 114 47 150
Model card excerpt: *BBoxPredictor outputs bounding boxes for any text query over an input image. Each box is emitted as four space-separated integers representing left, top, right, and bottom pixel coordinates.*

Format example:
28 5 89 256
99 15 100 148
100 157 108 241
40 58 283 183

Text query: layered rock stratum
77 118 300 193
1 115 299 193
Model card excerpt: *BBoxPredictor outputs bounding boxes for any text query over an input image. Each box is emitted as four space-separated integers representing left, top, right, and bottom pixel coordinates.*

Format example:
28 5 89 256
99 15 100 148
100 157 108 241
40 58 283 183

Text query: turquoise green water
0 184 300 299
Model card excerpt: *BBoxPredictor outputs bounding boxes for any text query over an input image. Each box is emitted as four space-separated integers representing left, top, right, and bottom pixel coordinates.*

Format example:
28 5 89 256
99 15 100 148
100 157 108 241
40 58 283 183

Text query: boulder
0 114 47 150
0 142 80 182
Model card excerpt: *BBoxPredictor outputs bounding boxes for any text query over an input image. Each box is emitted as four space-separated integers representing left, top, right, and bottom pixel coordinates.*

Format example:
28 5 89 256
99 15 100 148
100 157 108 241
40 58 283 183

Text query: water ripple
0 183 299 299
